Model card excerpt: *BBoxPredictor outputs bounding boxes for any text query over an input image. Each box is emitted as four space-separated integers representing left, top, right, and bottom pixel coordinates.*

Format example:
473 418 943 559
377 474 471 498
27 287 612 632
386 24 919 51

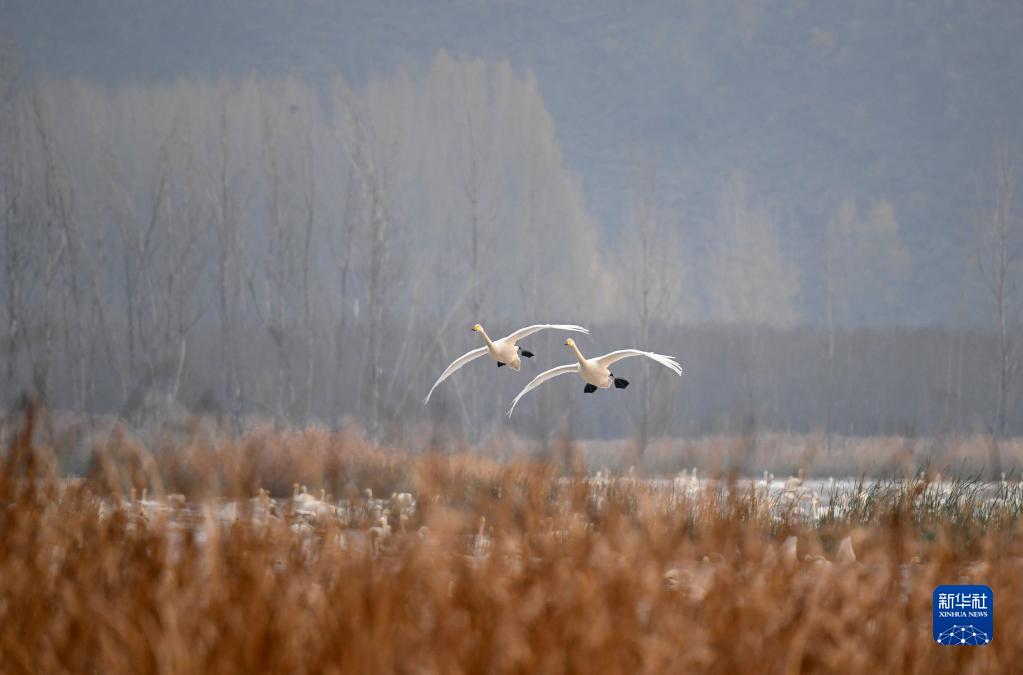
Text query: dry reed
1 409 1020 674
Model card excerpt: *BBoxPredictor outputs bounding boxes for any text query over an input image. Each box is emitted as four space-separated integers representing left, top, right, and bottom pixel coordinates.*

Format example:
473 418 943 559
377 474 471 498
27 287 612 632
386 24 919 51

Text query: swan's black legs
583 384 598 393
613 378 629 389
497 362 505 368
520 350 534 358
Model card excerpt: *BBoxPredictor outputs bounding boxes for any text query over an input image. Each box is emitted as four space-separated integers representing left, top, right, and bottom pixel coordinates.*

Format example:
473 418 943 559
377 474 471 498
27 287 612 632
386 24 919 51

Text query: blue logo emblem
933 585 993 645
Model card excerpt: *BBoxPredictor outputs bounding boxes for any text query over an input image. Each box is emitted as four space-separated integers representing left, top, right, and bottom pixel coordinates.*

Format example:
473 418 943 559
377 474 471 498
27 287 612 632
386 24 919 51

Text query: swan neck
478 328 495 348
570 343 586 364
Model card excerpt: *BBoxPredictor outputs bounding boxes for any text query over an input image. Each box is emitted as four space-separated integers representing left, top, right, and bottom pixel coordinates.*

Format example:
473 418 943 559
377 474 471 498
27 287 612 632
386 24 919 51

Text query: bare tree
113 120 171 401
455 62 498 435
207 96 246 422
0 52 21 390
619 156 686 457
822 197 909 449
68 87 127 411
104 102 209 423
29 93 88 410
518 140 560 449
3 89 74 406
299 127 317 422
328 172 357 423
158 132 209 407
249 88 302 420
974 147 1022 449
710 171 799 440
335 82 399 439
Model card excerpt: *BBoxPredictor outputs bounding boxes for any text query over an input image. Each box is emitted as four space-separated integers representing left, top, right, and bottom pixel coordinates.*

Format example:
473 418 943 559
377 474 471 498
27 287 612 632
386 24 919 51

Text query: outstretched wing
423 347 489 404
596 350 683 376
506 363 580 417
503 323 590 343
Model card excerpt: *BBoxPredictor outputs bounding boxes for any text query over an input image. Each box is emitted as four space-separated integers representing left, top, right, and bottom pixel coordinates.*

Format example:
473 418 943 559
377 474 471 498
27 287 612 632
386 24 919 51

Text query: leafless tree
114 122 170 398
0 52 21 388
158 133 209 406
85 114 138 411
328 172 357 423
619 157 686 457
822 197 909 450
974 147 1022 453
249 89 304 420
299 127 317 422
4 89 75 406
204 97 245 422
335 82 400 438
710 171 799 439
29 94 88 410
455 64 499 435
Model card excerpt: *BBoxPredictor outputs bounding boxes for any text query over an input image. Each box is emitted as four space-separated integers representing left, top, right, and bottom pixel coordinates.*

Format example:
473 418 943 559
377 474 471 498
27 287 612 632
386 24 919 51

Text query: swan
423 323 590 403
369 516 391 556
507 338 682 417
292 484 321 506
390 492 415 514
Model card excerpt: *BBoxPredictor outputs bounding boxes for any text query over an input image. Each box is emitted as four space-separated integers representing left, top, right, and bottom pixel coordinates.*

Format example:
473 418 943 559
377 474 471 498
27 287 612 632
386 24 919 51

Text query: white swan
423 323 590 403
507 337 682 417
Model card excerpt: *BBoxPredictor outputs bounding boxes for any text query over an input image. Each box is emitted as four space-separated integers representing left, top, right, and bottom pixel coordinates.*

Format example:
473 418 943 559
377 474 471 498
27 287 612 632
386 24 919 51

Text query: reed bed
2 410 1021 674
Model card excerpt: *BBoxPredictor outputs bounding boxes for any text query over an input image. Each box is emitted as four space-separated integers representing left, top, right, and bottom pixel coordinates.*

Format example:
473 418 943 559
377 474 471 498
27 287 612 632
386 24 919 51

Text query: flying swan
506 337 682 417
423 323 590 404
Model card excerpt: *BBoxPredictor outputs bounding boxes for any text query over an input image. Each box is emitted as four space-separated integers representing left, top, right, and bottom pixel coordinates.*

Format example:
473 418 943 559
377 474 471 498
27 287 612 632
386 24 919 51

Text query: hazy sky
5 0 1023 323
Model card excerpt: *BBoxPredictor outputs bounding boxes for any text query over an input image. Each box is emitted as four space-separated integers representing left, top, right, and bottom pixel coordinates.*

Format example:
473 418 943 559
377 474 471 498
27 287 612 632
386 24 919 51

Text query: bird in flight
423 323 590 404
506 337 682 417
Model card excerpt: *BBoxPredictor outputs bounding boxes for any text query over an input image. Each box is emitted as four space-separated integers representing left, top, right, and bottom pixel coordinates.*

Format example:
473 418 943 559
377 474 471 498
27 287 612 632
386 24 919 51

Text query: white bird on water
423 323 590 403
507 337 682 417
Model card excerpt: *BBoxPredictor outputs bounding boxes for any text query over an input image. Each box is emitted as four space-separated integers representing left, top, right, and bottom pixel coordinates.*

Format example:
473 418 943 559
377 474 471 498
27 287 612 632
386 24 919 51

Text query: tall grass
1 409 1020 673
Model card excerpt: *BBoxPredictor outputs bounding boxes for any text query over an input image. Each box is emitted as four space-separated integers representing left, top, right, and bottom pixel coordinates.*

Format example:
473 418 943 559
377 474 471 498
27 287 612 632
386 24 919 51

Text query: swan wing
423 346 489 404
596 349 683 376
506 363 580 417
503 323 590 343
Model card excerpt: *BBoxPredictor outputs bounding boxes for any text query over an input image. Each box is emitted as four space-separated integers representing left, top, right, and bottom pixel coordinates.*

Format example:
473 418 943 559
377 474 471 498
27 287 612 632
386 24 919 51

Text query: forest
1 51 1020 447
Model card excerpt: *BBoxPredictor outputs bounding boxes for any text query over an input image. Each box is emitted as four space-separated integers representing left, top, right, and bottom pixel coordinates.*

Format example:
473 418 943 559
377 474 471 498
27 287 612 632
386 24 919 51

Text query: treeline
1 52 1020 441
